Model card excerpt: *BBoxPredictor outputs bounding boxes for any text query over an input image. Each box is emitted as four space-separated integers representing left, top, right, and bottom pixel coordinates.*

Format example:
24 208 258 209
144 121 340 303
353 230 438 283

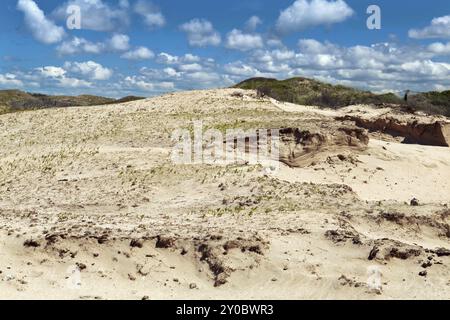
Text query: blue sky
1 0 449 97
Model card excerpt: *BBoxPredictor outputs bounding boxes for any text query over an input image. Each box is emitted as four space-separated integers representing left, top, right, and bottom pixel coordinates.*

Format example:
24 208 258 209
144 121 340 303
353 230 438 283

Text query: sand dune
0 89 449 299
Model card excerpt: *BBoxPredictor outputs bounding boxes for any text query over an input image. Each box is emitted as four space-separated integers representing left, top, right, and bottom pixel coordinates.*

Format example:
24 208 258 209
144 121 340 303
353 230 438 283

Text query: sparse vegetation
0 89 145 114
233 77 450 117
233 77 402 108
409 91 450 116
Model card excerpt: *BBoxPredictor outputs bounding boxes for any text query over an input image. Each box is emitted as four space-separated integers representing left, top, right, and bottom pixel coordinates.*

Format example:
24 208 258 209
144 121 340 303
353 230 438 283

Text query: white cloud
186 72 220 82
17 0 65 44
124 76 174 91
156 53 203 65
57 34 130 56
267 39 285 48
222 39 450 93
179 63 203 72
52 0 129 32
121 47 155 60
400 60 450 79
245 16 262 31
183 54 201 63
35 65 92 88
36 66 67 78
180 19 221 47
224 62 261 77
134 0 165 28
156 52 180 64
58 77 92 88
226 29 264 51
107 34 130 51
428 42 450 55
0 73 24 87
163 67 182 78
276 0 354 34
56 37 104 55
409 15 450 39
64 61 113 80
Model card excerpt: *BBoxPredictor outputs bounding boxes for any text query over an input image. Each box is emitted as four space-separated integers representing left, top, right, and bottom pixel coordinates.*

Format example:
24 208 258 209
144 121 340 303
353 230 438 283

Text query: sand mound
279 127 369 167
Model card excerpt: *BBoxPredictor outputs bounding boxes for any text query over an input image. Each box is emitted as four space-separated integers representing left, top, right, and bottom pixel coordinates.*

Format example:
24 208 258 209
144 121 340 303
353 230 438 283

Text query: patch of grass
0 89 145 113
233 77 403 108
409 91 450 116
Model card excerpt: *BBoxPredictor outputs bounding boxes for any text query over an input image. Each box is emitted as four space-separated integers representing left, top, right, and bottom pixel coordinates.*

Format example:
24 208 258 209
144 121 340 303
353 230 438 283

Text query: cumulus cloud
428 42 450 55
156 52 202 65
64 61 113 80
156 53 179 64
180 19 221 47
107 34 130 51
178 63 203 72
0 73 24 87
36 66 67 78
183 54 201 63
123 76 174 91
221 39 450 93
35 65 92 88
266 39 285 48
400 60 450 79
17 0 65 44
409 15 450 39
225 29 264 51
224 61 261 77
56 37 104 55
275 0 354 34
52 0 129 32
121 47 155 60
58 77 92 88
57 34 130 55
134 0 165 28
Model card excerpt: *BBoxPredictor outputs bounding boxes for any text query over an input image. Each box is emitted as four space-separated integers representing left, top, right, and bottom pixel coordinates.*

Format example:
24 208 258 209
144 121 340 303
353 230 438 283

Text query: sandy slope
0 89 449 300
275 139 450 203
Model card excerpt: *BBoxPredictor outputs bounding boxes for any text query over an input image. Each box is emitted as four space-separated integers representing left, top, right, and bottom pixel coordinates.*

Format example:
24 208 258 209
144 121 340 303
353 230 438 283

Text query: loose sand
0 89 449 299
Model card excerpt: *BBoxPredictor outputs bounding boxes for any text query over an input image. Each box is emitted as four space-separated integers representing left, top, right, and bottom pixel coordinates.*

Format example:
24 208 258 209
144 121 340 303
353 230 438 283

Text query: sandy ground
0 89 449 300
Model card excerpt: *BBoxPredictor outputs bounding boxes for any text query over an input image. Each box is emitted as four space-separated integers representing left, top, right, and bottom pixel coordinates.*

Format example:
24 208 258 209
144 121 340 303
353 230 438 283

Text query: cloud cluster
123 76 174 91
133 0 165 28
64 61 113 80
225 29 264 51
17 0 65 44
121 47 155 60
16 61 112 90
56 34 131 55
140 52 232 89
8 0 450 96
0 73 24 87
179 19 221 47
275 0 354 34
245 16 262 31
52 0 129 32
35 65 92 88
226 39 450 92
428 42 450 55
409 15 450 39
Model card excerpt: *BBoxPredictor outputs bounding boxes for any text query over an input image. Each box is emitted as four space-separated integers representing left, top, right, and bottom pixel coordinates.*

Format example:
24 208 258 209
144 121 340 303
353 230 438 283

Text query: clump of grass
234 77 403 109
